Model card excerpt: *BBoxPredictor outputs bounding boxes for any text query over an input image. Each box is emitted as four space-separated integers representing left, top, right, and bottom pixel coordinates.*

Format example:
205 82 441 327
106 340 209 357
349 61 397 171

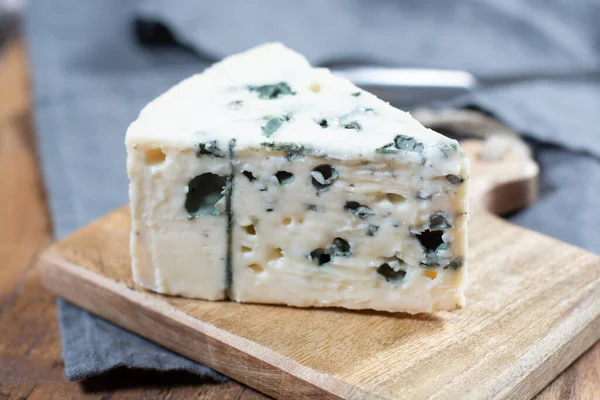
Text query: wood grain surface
38 120 600 395
1 37 598 399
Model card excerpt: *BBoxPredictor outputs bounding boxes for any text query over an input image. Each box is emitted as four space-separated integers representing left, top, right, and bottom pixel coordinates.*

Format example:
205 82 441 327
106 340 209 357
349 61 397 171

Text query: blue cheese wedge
126 43 469 313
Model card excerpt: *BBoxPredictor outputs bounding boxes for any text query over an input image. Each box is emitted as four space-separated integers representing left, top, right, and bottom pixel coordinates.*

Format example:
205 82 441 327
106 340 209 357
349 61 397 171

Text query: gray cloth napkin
58 299 228 382
25 0 600 383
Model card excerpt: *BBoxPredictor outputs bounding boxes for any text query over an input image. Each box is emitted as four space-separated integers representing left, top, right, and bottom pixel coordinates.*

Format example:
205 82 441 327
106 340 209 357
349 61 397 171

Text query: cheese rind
126 43 469 312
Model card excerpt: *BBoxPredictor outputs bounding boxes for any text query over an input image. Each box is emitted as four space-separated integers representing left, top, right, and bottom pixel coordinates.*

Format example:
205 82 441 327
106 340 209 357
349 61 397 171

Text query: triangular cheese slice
126 43 469 312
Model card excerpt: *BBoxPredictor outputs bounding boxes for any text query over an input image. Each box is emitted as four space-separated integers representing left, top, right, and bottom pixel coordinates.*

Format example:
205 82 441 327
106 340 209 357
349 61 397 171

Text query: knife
330 65 599 108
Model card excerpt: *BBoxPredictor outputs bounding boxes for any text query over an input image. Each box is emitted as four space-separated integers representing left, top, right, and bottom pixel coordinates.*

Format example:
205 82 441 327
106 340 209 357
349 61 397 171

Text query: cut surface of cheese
126 43 469 313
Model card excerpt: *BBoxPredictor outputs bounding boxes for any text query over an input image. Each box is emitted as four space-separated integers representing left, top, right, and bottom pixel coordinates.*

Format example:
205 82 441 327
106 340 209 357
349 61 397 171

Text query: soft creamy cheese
128 144 231 300
126 43 469 312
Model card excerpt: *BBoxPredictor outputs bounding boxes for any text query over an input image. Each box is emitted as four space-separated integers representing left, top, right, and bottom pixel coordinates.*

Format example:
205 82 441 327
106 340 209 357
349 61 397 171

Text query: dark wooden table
0 39 598 400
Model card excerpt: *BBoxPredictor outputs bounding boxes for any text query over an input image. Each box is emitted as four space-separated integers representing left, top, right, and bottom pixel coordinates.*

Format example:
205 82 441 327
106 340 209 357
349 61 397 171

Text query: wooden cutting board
38 140 600 400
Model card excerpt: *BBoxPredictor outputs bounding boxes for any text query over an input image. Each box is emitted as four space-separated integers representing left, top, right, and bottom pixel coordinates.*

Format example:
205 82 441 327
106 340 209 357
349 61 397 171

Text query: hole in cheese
248 263 264 273
275 171 294 185
241 245 252 253
311 164 339 191
185 173 227 218
385 193 406 205
416 230 444 251
266 247 284 261
145 148 166 164
282 217 292 226
244 224 256 235
424 270 438 280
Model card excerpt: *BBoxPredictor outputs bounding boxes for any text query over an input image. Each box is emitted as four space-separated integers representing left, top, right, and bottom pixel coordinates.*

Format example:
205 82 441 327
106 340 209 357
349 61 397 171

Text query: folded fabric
136 0 600 76
25 0 600 384
58 299 227 382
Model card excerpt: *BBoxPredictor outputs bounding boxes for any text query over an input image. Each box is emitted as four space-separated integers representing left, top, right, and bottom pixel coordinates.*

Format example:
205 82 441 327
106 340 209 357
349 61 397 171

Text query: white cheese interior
128 144 230 300
126 43 469 312
231 150 468 313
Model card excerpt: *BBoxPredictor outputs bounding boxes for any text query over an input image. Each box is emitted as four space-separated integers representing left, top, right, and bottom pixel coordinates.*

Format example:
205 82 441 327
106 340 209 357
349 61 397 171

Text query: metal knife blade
330 65 600 108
